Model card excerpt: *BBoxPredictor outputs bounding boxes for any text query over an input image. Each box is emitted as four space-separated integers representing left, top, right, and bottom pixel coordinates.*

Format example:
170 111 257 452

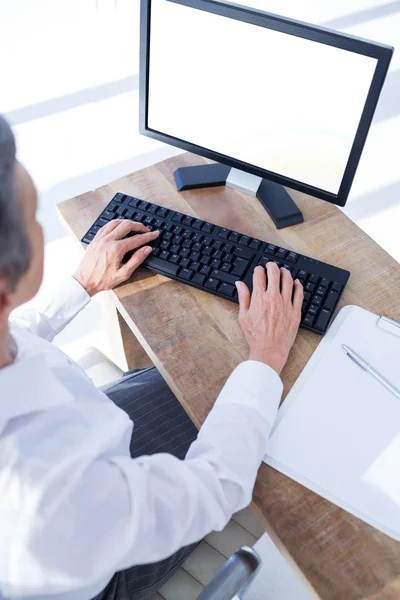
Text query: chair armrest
197 546 262 600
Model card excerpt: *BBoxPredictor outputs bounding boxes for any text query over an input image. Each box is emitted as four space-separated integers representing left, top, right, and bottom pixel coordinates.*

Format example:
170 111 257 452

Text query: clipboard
264 305 400 540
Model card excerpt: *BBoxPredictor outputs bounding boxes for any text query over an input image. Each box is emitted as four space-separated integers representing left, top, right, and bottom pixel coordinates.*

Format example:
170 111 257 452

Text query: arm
8 263 303 596
10 219 160 341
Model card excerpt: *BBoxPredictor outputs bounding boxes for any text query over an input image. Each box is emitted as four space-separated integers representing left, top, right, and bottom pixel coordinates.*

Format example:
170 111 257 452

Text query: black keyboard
82 193 350 335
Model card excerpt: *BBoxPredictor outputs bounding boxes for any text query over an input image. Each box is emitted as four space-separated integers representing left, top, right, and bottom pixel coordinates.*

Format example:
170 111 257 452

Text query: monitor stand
174 163 304 229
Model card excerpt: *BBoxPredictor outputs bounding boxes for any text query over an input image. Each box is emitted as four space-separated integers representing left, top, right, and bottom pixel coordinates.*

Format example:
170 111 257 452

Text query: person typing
0 115 303 600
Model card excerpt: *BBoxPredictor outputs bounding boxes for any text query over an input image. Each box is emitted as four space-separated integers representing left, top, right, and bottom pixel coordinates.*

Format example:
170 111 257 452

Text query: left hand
73 219 160 296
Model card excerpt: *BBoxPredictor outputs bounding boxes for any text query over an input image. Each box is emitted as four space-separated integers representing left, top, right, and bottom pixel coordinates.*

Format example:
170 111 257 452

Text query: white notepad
264 305 400 540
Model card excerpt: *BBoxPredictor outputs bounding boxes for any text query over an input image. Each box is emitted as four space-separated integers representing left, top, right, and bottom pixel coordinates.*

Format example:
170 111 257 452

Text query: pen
342 344 400 400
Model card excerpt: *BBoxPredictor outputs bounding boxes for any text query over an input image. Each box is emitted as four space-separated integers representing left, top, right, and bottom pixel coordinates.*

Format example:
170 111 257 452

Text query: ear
0 278 13 328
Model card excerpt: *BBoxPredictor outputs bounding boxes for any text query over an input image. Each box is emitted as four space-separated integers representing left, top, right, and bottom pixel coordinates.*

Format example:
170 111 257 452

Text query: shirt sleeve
10 277 91 341
7 361 283 596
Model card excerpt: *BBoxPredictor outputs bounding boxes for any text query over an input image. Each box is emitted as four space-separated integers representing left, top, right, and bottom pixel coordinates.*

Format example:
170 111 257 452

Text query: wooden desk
57 153 400 600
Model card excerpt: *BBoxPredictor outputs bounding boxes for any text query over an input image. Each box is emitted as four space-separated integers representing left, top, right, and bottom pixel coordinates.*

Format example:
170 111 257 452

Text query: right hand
235 262 303 375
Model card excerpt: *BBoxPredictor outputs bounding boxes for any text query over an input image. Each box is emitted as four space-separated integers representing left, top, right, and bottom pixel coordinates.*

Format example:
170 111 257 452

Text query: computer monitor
139 0 393 229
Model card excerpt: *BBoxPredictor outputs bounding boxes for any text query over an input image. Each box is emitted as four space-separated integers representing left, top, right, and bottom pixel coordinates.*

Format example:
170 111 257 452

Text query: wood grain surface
57 153 400 600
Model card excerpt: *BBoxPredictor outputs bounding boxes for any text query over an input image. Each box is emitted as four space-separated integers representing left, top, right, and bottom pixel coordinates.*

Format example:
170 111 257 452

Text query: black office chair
196 546 262 600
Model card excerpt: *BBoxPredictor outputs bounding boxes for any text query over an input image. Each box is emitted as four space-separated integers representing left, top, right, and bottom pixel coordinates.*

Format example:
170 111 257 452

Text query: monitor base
174 163 304 230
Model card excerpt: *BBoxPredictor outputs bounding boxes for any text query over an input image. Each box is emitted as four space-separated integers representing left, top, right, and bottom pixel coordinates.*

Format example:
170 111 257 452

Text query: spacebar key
143 256 180 276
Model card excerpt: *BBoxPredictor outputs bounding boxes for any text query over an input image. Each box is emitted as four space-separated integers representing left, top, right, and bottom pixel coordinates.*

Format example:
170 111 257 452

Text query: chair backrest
196 546 262 600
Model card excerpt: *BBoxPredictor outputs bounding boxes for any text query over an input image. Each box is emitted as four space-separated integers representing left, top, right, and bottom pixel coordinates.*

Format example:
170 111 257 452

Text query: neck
0 322 17 368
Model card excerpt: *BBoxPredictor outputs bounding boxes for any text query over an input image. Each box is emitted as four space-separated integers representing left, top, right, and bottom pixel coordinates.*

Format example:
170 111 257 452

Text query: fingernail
145 247 152 256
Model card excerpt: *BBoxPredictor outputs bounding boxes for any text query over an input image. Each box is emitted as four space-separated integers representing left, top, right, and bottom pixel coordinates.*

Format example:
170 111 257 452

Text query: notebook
264 305 400 540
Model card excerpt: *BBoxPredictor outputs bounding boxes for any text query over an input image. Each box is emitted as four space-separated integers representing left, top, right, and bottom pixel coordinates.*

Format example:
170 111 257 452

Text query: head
0 115 44 330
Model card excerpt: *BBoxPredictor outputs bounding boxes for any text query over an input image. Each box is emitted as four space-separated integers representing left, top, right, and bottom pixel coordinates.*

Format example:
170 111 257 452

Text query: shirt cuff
215 360 283 429
36 276 91 336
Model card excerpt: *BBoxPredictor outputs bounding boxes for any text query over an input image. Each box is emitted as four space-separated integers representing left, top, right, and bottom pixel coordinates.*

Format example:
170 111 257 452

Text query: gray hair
0 115 31 292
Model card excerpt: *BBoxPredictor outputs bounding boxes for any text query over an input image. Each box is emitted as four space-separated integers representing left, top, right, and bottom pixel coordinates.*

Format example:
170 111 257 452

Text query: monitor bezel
140 0 393 207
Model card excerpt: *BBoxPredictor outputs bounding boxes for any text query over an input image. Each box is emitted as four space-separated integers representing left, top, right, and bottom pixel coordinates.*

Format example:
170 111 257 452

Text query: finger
235 281 251 318
265 262 280 295
95 218 121 239
280 267 294 304
292 278 304 312
251 265 267 300
105 219 149 240
119 245 153 279
118 230 160 255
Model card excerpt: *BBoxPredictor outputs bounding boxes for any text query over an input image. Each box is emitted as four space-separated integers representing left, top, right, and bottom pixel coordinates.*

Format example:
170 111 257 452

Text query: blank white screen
148 0 377 194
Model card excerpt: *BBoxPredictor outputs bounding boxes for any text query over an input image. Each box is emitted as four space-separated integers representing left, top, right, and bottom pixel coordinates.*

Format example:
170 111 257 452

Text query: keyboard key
96 218 108 228
258 257 270 268
151 247 160 257
191 262 201 273
202 235 213 246
213 250 224 260
314 308 331 332
192 242 204 253
200 265 212 277
182 229 193 239
203 246 213 256
192 233 204 244
282 263 293 273
211 259 221 269
147 204 158 214
232 246 254 260
180 268 194 281
170 244 180 254
200 256 210 266
212 240 224 251
138 201 149 211
193 219 203 230
157 207 169 217
172 213 184 223
183 216 194 226
103 210 115 220
308 304 319 316
265 244 277 255
303 313 315 327
129 198 140 208
180 248 190 258
82 233 95 244
219 283 236 297
159 250 171 261
297 270 308 280
221 262 232 273
304 282 315 294
170 254 180 264
212 270 238 285
312 294 323 306
172 226 183 235
315 285 327 297
223 253 234 264
273 260 282 268
249 239 261 250
202 222 214 233
125 209 135 219
286 252 298 263
163 232 173 241
182 239 193 249
320 278 331 288
134 213 145 223
205 277 220 291
116 206 126 216
163 223 174 232
180 258 192 269
304 291 312 303
331 281 342 293
192 273 206 285
143 256 180 276
239 235 251 247
173 235 183 245
308 274 320 285
276 248 287 260
324 290 339 311
160 241 170 251
231 258 249 278
144 216 154 226
228 232 240 243
218 228 230 239
113 193 125 203
190 251 201 262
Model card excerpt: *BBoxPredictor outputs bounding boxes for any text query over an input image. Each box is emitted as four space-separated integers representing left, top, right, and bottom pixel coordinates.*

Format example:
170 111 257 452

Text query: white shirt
0 277 283 600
